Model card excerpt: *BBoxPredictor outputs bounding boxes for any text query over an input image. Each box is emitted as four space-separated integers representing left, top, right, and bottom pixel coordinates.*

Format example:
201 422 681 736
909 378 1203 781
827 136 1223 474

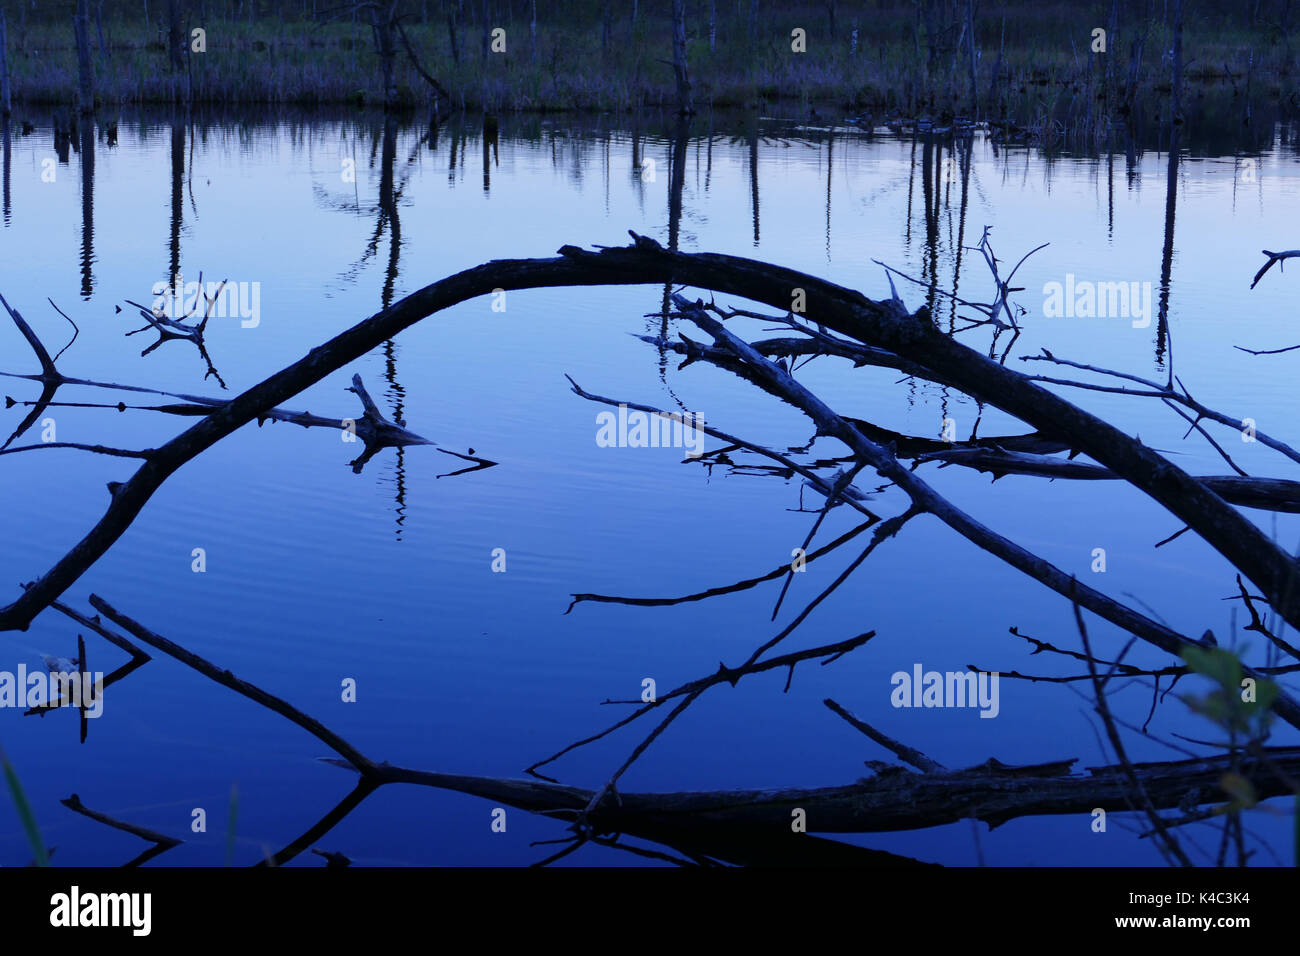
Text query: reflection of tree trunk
80 115 96 299
660 117 690 332
379 117 400 309
667 119 688 253
482 113 497 194
2 119 10 226
948 136 973 327
919 135 939 287
1155 129 1178 366
748 125 759 245
76 0 96 113
377 117 409 536
1106 136 1115 239
169 119 184 286
824 126 833 257
382 338 409 537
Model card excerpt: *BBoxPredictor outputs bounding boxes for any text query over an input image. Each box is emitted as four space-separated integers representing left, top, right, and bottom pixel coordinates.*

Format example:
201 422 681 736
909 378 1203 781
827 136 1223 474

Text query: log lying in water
567 749 1300 835
85 593 1300 864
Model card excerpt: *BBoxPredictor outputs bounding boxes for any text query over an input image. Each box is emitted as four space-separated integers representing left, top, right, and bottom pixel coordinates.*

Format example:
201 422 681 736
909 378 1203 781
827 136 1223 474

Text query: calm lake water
2 106 1299 865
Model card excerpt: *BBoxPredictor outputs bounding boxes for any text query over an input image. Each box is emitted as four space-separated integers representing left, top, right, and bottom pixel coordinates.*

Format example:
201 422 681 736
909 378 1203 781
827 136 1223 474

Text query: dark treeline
0 0 1295 123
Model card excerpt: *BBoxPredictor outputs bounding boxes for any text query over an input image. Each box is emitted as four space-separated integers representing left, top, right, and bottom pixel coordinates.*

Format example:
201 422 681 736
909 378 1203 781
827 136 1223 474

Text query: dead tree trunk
0 9 10 117
480 0 489 62
964 0 977 118
1124 28 1145 112
362 1 399 108
1170 0 1184 123
447 9 461 65
922 0 940 75
671 0 693 115
168 0 185 73
75 0 96 114
95 1 109 60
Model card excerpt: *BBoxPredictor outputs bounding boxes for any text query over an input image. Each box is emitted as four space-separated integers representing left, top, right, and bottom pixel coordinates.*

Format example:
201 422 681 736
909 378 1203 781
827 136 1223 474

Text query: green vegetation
1 743 48 867
1178 643 1300 865
1 1 1295 119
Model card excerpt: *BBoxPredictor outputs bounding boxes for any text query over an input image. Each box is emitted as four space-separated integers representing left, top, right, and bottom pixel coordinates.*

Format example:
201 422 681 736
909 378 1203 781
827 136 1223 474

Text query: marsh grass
3 3 1293 123
1 743 48 867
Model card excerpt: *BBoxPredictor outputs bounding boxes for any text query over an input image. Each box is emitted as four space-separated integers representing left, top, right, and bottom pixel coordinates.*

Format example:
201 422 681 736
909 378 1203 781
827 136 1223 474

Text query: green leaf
1180 646 1243 690
1180 646 1279 737
1219 772 1258 810
0 745 48 867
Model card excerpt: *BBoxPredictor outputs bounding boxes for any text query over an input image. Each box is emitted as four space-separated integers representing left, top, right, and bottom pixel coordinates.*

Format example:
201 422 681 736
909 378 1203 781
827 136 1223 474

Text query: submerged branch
76 595 1300 849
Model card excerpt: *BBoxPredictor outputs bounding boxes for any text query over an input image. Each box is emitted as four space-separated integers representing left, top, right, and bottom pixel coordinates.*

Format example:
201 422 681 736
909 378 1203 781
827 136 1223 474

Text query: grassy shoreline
2 4 1295 126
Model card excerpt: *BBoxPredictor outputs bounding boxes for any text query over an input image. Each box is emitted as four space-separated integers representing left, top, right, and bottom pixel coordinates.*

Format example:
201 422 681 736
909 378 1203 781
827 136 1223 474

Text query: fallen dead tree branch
653 294 1300 729
913 446 1300 513
1019 349 1300 467
78 595 1300 854
1251 249 1300 289
6 233 1298 727
60 794 182 868
0 294 484 472
565 519 877 613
